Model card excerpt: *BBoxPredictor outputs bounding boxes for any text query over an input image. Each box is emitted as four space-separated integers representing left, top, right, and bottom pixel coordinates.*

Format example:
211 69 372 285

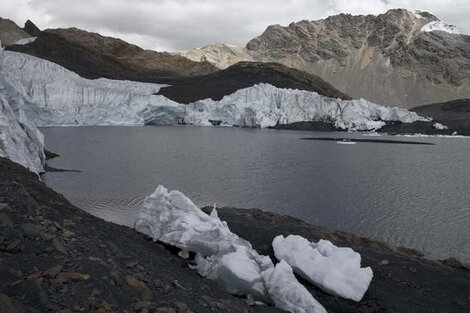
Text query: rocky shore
1 157 470 313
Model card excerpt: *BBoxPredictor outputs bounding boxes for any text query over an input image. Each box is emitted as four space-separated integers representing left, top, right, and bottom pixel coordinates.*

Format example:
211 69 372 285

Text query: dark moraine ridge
410 99 470 136
1 157 470 312
156 62 351 104
7 25 218 80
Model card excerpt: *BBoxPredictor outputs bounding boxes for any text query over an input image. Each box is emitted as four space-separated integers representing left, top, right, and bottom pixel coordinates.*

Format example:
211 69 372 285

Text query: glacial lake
41 126 470 263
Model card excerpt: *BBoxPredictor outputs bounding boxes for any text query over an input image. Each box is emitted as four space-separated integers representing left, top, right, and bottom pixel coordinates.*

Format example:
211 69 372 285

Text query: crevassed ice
272 235 373 302
3 51 171 126
0 41 45 173
3 51 427 130
135 185 328 313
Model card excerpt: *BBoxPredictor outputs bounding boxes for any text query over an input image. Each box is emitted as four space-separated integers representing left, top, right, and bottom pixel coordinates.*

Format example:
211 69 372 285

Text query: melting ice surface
135 185 372 312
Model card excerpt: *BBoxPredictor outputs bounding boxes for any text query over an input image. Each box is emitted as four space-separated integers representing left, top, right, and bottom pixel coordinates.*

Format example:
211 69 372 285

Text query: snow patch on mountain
13 37 37 45
421 21 463 34
0 44 45 173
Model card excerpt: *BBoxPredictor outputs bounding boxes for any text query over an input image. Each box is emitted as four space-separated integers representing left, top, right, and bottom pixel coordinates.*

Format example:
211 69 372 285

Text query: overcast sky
1 0 469 51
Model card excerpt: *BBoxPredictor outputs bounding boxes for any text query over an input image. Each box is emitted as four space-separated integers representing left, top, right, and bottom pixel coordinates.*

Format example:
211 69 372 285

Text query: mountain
180 43 255 69
0 18 33 46
158 61 351 103
180 9 470 109
7 26 218 80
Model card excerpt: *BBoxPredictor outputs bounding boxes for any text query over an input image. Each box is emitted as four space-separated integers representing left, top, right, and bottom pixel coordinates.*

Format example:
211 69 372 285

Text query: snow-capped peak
421 21 463 35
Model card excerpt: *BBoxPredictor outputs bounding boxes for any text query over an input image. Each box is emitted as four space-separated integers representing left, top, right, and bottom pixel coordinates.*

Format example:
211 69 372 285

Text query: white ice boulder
135 186 329 312
272 235 373 302
196 245 272 301
135 185 249 257
262 260 327 313
135 185 270 300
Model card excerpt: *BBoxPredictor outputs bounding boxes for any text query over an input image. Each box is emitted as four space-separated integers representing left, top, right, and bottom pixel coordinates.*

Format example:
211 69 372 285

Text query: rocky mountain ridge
0 18 33 46
181 9 470 108
5 22 218 81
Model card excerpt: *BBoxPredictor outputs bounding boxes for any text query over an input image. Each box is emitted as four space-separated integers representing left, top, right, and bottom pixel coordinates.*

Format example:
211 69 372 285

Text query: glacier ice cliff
3 51 428 131
0 43 45 173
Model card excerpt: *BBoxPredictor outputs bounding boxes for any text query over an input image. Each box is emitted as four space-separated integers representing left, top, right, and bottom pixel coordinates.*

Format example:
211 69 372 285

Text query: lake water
41 126 470 263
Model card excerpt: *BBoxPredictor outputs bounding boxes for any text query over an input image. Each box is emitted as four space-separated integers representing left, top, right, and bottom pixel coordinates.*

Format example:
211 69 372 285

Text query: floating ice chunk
262 260 327 313
433 122 448 130
272 235 373 302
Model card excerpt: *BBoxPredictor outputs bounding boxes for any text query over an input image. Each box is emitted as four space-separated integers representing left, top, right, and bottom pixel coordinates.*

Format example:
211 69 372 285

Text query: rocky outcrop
246 9 470 108
0 18 31 46
7 26 218 80
23 20 41 37
180 43 255 69
159 61 351 103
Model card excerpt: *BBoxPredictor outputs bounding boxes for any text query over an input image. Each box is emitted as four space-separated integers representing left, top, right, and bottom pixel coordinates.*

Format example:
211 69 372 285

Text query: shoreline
1 157 470 312
39 123 470 139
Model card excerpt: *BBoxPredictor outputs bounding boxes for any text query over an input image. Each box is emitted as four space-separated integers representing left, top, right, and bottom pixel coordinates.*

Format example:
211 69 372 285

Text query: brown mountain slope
7 26 218 80
246 9 470 108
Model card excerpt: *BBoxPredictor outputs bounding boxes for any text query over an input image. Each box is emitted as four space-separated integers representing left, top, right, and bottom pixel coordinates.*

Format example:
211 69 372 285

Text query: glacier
272 235 373 302
3 51 428 131
135 185 329 313
0 42 45 173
